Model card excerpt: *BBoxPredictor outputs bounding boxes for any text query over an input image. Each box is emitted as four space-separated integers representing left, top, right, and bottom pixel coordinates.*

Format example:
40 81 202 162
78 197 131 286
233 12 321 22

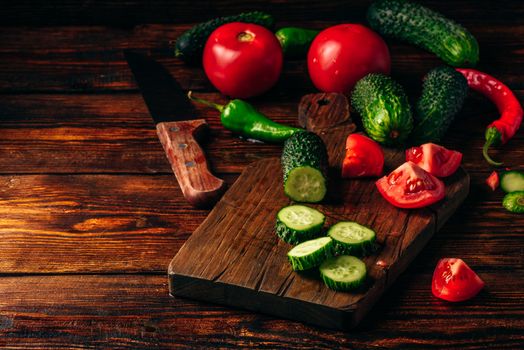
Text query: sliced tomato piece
406 143 462 177
432 258 485 302
486 171 499 191
375 161 446 209
342 134 384 178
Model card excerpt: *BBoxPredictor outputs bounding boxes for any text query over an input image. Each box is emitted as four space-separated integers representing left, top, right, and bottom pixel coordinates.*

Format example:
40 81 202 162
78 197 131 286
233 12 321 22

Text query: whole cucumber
367 0 479 67
411 66 468 143
275 27 320 58
351 74 413 146
174 11 275 64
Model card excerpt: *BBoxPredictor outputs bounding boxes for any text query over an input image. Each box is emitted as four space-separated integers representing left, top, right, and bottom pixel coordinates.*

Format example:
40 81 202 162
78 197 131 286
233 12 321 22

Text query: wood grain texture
1 273 523 349
168 94 469 329
156 120 226 207
0 0 523 347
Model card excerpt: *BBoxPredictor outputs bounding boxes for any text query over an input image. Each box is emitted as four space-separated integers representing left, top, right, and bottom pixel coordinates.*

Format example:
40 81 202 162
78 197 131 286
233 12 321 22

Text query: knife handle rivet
185 161 195 167
178 143 187 149
170 127 179 132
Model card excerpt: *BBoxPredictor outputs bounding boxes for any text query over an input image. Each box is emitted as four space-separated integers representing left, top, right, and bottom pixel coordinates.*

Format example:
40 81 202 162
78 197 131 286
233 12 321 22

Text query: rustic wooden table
0 1 523 348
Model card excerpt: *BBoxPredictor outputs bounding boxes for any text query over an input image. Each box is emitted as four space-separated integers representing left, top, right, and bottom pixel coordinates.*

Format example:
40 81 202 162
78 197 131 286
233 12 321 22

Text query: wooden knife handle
156 120 226 208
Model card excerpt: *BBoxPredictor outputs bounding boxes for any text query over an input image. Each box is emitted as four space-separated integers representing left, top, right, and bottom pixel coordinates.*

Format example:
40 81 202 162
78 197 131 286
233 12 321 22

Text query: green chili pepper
275 27 320 58
188 92 302 143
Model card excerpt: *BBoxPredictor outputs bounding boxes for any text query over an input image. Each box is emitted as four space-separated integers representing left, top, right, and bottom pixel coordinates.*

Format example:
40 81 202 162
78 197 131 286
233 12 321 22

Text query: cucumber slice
320 255 367 292
502 191 524 213
275 205 325 244
284 166 327 203
500 171 524 193
327 222 376 256
287 237 333 271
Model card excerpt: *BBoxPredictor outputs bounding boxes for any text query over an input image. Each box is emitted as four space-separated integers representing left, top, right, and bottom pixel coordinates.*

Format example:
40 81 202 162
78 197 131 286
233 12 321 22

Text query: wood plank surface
0 273 522 349
0 0 523 347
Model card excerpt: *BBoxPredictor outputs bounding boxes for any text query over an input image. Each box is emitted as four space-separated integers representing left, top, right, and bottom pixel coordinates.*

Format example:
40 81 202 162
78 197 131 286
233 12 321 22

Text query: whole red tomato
203 22 283 98
308 24 390 93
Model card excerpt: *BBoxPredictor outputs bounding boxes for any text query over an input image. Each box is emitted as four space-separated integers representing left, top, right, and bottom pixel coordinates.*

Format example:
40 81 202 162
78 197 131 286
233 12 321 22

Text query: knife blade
124 51 226 208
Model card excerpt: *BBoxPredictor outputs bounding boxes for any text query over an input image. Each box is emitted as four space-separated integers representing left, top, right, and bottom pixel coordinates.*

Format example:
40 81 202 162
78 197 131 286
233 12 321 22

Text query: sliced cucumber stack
500 170 524 193
275 205 325 244
328 222 376 256
287 237 334 271
502 191 524 214
320 255 367 292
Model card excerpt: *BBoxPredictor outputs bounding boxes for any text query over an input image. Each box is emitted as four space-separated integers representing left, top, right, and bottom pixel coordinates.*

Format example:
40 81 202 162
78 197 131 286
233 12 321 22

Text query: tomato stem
187 91 225 112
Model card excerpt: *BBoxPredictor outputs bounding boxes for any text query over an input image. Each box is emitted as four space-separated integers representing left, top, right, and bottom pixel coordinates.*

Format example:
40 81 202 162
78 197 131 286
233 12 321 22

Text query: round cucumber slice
284 166 327 203
275 205 325 244
502 191 524 213
328 222 376 256
287 236 333 271
500 171 524 193
320 255 367 292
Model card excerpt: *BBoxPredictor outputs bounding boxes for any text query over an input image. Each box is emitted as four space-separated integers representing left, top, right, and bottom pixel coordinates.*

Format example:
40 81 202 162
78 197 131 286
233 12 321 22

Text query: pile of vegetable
172 0 522 299
277 204 374 292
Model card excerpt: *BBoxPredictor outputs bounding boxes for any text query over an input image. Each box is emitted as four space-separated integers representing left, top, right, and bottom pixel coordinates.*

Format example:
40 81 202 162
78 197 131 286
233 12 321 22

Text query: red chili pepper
456 68 523 166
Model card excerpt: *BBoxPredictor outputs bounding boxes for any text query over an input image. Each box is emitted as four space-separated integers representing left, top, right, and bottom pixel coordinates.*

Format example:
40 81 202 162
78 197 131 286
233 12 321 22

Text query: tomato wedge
342 134 384 178
406 143 462 177
432 258 485 302
486 171 499 191
376 161 445 209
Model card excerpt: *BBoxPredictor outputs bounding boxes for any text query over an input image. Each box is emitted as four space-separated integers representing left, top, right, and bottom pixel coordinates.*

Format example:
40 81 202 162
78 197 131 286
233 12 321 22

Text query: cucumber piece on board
281 131 328 202
328 222 376 256
275 205 326 244
502 191 524 214
320 255 367 292
287 236 333 271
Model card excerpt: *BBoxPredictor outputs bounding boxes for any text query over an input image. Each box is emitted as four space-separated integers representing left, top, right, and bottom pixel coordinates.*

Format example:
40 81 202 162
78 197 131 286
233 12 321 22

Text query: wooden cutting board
168 93 470 330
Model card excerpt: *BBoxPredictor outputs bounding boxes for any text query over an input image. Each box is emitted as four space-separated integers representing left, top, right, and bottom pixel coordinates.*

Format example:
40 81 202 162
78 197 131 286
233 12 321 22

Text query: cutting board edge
168 272 361 330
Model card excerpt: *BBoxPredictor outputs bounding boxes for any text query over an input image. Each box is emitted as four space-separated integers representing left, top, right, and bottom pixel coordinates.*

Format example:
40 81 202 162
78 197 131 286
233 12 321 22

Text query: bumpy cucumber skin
367 0 479 67
287 238 334 271
351 74 413 146
281 131 328 202
411 66 468 143
329 232 376 257
175 11 275 63
275 216 324 245
320 256 367 292
502 191 524 213
500 171 524 193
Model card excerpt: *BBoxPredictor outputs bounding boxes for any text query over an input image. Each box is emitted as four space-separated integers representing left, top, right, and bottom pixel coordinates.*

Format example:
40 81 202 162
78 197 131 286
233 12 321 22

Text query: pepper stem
187 91 224 112
483 127 503 167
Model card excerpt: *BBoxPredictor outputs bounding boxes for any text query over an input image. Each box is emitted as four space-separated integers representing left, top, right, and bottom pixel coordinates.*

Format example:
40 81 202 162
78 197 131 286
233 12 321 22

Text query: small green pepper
275 27 320 58
188 92 302 143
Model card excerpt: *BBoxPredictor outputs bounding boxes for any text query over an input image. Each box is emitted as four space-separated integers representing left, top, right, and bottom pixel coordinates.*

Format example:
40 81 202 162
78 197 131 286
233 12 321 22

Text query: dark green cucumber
411 66 469 143
502 191 524 214
367 0 479 67
320 255 367 292
500 171 524 193
275 205 325 244
174 11 275 63
351 74 413 146
287 236 333 271
275 27 319 58
328 222 376 256
281 131 328 203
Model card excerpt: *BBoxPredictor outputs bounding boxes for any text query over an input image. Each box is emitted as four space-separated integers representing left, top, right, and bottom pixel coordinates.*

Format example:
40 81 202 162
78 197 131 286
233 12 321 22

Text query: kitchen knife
124 51 226 208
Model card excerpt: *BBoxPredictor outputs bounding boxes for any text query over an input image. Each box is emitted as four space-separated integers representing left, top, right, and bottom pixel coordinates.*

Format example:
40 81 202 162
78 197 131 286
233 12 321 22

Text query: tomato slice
432 258 485 302
486 171 499 191
406 143 462 177
342 134 384 178
375 161 446 209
